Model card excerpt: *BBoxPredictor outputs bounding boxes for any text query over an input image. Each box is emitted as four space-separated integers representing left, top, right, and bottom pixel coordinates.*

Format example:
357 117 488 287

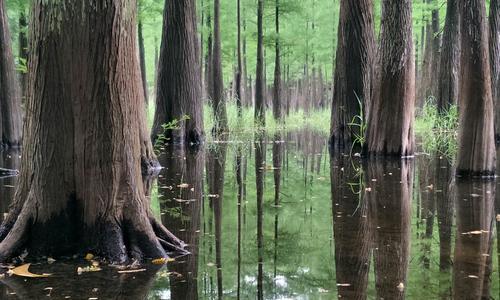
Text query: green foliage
415 98 459 159
153 115 191 154
346 93 367 156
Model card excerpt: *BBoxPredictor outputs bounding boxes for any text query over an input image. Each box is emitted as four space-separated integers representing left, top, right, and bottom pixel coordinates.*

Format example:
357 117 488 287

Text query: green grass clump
414 98 458 159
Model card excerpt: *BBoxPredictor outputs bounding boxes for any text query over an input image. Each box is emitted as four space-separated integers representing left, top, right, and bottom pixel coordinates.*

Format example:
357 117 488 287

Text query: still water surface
0 130 498 299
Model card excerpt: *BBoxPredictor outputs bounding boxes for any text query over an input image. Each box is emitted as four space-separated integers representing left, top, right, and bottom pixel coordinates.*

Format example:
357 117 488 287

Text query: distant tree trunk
330 0 375 152
489 0 500 142
153 0 204 145
430 9 441 97
235 0 243 117
437 0 460 112
18 11 28 102
212 0 228 132
255 135 266 300
138 20 149 106
273 0 282 121
419 20 432 108
0 0 22 148
0 0 182 263
205 12 214 101
456 0 496 176
255 0 265 125
364 0 415 157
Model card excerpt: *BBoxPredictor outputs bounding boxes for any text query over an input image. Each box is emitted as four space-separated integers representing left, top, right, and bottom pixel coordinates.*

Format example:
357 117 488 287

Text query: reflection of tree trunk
452 180 495 300
365 159 412 300
206 137 228 300
273 132 283 281
236 145 243 299
1 264 160 299
0 151 20 222
331 154 371 299
417 155 435 269
255 135 266 300
159 147 204 300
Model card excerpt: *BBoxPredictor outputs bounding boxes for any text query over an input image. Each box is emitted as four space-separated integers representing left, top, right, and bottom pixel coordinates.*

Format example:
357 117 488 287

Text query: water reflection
0 132 498 299
157 146 204 299
453 179 495 300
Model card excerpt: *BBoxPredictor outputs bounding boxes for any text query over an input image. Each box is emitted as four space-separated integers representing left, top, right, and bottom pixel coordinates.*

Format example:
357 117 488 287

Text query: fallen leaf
77 265 101 275
47 257 56 264
461 230 489 235
337 283 351 287
468 275 479 279
9 264 51 278
496 214 500 222
118 268 147 274
152 257 175 265
85 253 94 261
177 183 189 188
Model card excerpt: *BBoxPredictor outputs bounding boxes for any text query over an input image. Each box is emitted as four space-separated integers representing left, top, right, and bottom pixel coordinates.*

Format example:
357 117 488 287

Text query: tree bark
364 0 415 157
138 20 148 106
0 0 183 263
438 0 460 112
255 0 265 125
456 0 496 176
489 0 500 142
152 0 204 146
0 0 22 148
330 0 375 152
212 0 228 132
273 0 282 121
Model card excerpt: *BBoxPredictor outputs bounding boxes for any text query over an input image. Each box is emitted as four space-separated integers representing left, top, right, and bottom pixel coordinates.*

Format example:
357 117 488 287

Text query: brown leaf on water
8 263 51 278
152 257 175 265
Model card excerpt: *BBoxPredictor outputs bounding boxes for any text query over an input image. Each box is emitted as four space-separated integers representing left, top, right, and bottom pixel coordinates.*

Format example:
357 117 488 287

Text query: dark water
0 130 499 299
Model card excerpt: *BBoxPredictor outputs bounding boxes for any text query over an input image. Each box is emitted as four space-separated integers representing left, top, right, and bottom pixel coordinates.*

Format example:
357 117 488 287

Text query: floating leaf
152 257 175 265
177 183 189 188
397 282 405 292
85 253 94 261
77 265 101 275
9 263 51 278
118 268 147 274
461 230 489 235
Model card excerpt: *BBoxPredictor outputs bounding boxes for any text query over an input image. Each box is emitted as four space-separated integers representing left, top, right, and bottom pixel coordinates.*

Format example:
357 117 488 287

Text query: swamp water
0 129 498 299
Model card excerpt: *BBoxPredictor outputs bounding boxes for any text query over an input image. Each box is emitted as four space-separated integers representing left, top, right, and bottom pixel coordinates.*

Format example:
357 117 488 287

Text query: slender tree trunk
330 0 375 152
153 0 204 145
489 0 500 142
18 11 28 102
205 12 214 101
438 0 460 112
0 0 181 263
0 0 22 147
430 9 441 98
212 0 228 132
364 0 415 157
273 0 282 121
456 0 496 176
255 0 265 125
138 20 149 106
235 0 243 117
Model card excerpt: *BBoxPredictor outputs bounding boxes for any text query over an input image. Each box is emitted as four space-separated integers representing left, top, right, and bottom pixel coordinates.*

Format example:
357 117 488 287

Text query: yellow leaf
118 268 147 274
9 263 51 278
152 257 175 265
85 253 94 261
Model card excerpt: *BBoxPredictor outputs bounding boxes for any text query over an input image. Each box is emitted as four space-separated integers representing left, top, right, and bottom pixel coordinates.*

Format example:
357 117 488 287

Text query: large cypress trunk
152 0 204 145
437 0 460 112
0 0 183 263
490 0 500 141
364 0 415 157
456 0 496 176
0 0 22 148
330 0 374 152
138 20 149 106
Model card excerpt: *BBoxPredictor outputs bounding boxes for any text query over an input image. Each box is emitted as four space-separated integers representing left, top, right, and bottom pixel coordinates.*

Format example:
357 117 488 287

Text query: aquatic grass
414 98 458 159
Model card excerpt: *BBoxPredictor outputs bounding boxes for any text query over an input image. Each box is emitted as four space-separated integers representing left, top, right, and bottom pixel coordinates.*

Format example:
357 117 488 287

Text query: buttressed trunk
0 0 182 263
330 0 374 152
490 0 500 142
364 0 415 157
456 0 496 176
0 0 22 148
152 0 204 146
